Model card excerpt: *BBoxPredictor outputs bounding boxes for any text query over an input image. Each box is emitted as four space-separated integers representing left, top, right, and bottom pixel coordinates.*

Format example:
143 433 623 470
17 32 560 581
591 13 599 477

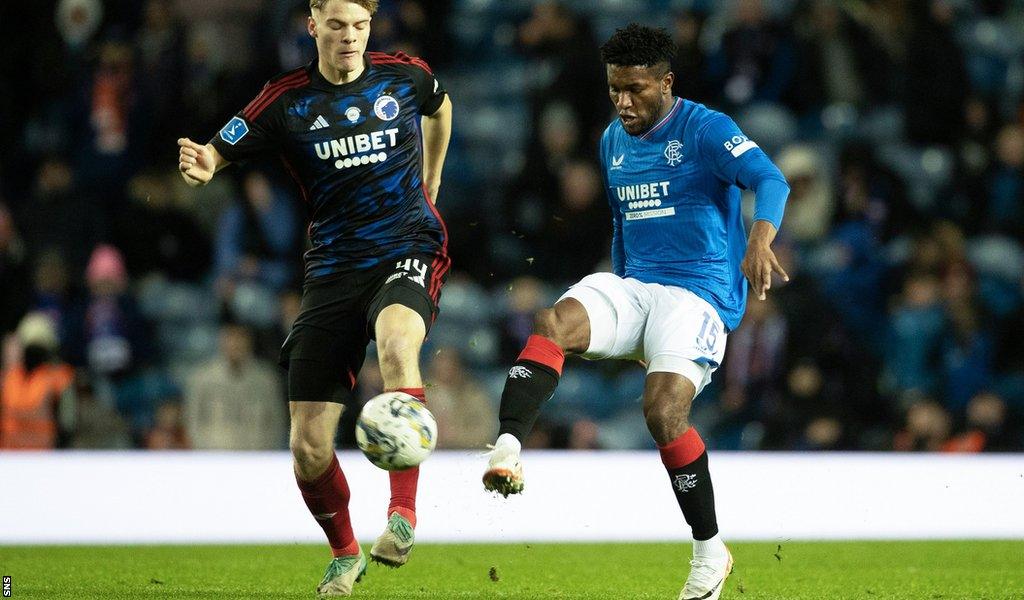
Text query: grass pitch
1 541 1022 599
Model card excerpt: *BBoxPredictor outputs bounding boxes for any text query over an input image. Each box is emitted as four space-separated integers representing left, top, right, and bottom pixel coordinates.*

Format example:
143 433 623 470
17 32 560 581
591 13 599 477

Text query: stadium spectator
18 156 105 279
183 323 285 450
146 400 190 450
0 201 31 335
943 391 1020 452
214 170 300 299
670 9 713 105
986 124 1024 237
517 2 607 143
427 346 496 449
892 397 953 452
886 272 946 395
66 245 152 381
709 0 796 109
774 144 833 245
114 170 212 282
70 374 132 449
0 313 75 449
134 0 187 164
537 160 611 283
499 276 549 362
29 251 74 349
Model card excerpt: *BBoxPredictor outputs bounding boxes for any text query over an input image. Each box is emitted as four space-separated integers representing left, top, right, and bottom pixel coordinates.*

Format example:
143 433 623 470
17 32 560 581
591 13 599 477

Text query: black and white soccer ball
355 391 437 471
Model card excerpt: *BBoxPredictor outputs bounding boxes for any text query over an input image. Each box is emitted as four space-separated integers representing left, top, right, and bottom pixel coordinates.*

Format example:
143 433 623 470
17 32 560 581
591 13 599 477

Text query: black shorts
280 252 449 403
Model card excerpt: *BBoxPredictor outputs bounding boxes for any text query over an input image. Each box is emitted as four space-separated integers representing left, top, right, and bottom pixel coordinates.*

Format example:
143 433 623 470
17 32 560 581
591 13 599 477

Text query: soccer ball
355 391 437 470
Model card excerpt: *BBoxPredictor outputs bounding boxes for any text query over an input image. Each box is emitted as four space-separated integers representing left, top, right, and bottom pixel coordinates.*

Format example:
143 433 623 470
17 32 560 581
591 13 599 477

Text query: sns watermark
2 575 10 597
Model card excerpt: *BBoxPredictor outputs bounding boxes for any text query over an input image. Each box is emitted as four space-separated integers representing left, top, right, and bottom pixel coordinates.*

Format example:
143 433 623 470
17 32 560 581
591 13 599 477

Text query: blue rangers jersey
600 97 789 331
210 52 449 282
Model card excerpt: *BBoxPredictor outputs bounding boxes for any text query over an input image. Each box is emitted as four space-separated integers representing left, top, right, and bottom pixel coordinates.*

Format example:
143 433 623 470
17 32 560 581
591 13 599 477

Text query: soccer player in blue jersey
177 0 452 595
483 23 789 600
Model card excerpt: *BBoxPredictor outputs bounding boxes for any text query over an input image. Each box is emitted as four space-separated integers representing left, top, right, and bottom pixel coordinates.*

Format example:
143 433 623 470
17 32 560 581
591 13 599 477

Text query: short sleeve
405 58 447 116
209 81 288 163
697 114 765 187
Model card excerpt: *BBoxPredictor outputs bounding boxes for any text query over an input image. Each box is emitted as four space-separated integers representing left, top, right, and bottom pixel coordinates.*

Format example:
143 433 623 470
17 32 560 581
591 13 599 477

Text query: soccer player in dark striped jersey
177 0 452 595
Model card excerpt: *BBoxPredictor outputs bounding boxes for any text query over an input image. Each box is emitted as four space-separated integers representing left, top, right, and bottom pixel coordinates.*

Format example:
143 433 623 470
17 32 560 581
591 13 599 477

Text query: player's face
606 64 674 135
309 1 372 76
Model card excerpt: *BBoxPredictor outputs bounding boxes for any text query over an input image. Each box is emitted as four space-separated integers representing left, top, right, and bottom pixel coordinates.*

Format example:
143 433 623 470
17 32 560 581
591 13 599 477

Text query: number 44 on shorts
391 258 427 288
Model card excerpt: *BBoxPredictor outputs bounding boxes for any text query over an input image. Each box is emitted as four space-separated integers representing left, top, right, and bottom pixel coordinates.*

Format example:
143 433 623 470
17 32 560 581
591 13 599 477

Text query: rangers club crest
664 140 683 166
673 473 698 493
374 95 400 121
508 366 533 379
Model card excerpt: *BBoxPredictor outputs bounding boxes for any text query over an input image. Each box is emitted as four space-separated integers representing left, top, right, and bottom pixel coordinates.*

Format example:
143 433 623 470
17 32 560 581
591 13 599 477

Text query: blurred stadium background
1 0 1023 461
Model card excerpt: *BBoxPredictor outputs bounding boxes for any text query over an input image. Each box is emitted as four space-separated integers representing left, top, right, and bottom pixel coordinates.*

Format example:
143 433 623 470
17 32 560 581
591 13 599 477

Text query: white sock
495 433 522 454
693 534 728 559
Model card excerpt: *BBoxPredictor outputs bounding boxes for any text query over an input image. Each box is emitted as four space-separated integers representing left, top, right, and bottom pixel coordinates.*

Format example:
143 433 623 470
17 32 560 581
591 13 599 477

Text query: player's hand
741 221 789 301
178 138 216 187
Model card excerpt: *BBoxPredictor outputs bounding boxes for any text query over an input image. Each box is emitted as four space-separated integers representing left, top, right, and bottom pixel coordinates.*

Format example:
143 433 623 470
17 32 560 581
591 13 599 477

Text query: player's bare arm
741 219 789 301
421 95 452 203
177 138 230 187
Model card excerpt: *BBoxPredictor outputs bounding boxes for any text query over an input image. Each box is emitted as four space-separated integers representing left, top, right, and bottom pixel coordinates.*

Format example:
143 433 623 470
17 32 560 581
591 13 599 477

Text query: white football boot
679 547 733 600
482 433 524 497
316 551 367 597
370 512 415 567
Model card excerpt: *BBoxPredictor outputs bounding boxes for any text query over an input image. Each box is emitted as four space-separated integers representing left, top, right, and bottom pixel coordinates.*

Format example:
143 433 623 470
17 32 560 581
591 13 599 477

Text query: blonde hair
310 0 379 15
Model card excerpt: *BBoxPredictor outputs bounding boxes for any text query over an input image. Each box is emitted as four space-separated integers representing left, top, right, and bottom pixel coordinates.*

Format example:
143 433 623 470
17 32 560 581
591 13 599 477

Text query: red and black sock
497 335 565 441
387 386 424 527
296 454 359 557
658 427 719 541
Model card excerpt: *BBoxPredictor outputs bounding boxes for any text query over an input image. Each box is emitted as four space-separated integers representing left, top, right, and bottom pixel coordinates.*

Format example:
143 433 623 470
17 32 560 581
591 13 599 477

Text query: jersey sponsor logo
308 115 330 130
345 106 361 122
610 154 625 170
724 135 758 157
615 181 670 202
627 199 663 210
374 94 400 121
664 139 684 166
673 473 698 493
313 127 400 170
624 207 676 221
219 117 249 145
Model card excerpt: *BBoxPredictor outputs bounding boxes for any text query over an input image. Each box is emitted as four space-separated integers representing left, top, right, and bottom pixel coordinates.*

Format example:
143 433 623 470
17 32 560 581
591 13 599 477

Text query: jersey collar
308 54 372 92
638 97 682 141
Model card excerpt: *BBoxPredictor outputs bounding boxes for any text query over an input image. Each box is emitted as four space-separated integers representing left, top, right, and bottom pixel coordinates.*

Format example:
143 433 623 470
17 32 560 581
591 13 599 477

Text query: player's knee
290 436 334 480
642 394 692 445
377 333 417 371
533 307 571 349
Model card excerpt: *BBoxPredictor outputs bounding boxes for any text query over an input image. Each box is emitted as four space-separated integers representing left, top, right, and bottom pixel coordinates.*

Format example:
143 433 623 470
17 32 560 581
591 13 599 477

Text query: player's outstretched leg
484 299 588 496
644 373 732 600
371 305 426 566
290 401 366 597
370 387 423 567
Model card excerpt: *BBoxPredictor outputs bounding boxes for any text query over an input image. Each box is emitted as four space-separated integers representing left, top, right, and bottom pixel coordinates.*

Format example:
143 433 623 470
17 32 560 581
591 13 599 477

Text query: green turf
1 541 1022 599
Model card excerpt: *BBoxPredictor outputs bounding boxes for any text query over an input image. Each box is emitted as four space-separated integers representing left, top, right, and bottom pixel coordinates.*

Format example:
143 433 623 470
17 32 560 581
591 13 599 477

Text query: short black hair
599 23 676 70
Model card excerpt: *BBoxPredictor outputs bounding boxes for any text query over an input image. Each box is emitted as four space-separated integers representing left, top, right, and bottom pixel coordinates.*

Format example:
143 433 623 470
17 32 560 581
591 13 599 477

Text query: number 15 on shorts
696 311 719 356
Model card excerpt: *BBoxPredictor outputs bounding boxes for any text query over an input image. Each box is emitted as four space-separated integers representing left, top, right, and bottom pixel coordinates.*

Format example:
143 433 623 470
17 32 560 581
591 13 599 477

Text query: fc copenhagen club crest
374 95 400 121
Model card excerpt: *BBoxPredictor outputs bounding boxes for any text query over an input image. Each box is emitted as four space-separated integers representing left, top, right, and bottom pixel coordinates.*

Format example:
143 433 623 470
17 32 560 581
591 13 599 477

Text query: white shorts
559 273 728 396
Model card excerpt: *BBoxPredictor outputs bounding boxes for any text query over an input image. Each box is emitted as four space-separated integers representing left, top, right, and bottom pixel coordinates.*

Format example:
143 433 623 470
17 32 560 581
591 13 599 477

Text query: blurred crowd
1 0 1022 453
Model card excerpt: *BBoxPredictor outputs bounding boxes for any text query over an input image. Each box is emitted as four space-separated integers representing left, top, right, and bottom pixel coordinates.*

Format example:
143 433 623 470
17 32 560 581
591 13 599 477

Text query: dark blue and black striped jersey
210 52 449 281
